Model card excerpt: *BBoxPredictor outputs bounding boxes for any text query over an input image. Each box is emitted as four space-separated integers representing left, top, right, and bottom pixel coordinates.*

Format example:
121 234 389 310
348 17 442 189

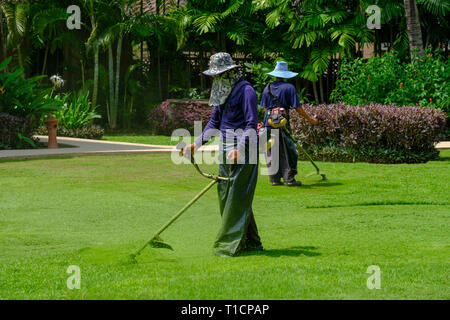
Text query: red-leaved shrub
148 100 212 135
290 104 447 163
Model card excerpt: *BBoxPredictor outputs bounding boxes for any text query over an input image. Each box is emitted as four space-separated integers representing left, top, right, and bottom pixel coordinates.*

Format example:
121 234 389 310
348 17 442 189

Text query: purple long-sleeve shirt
195 80 258 153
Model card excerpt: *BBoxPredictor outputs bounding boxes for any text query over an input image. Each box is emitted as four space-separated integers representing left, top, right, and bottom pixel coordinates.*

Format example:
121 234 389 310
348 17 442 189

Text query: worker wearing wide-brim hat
260 61 318 187
184 52 263 257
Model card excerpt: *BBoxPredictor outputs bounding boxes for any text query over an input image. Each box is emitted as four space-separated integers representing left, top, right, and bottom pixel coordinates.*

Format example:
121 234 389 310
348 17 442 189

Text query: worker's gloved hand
226 149 240 164
183 143 197 159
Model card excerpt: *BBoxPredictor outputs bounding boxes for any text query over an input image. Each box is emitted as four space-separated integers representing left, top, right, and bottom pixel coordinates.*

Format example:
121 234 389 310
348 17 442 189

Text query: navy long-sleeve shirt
260 81 301 127
195 80 258 153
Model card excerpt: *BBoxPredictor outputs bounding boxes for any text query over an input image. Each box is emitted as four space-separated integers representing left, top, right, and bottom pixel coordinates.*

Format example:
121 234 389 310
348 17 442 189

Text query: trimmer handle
176 140 229 181
176 141 187 156
176 141 195 163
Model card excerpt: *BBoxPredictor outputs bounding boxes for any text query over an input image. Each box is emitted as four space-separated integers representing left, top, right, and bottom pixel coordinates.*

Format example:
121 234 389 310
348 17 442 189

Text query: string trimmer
282 127 327 181
129 141 229 263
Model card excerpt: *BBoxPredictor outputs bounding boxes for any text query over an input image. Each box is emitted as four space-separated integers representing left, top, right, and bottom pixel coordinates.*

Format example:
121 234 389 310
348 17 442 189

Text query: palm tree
31 6 71 75
403 0 424 56
88 4 124 129
83 0 100 109
178 0 255 52
0 0 30 72
0 8 8 71
255 0 374 103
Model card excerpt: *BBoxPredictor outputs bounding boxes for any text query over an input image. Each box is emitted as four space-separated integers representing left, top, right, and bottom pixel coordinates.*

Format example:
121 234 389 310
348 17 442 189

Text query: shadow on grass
299 181 343 189
240 246 321 258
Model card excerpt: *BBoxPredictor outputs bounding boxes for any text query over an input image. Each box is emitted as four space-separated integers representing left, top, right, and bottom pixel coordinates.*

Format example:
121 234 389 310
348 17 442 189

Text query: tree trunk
41 44 49 75
0 9 8 72
108 45 116 129
93 47 99 107
200 50 205 90
312 81 319 104
319 75 324 103
80 58 85 88
114 32 123 116
17 45 24 76
157 49 162 100
90 15 99 109
403 0 424 57
187 51 191 89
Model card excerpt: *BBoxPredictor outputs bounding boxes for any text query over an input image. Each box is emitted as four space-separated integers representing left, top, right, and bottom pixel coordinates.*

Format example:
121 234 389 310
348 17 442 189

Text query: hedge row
148 99 212 135
290 104 447 163
36 126 104 140
0 113 39 149
148 100 447 163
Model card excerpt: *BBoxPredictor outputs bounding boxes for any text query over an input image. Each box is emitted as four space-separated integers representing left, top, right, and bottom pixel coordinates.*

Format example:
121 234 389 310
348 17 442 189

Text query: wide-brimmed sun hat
202 52 241 76
267 61 298 79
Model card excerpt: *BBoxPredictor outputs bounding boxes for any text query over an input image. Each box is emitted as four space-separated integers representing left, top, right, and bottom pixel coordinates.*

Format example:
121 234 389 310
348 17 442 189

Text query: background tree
403 0 424 56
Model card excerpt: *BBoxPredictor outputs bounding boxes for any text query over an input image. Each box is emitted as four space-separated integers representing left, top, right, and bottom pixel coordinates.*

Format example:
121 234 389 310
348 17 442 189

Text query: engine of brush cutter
267 107 287 128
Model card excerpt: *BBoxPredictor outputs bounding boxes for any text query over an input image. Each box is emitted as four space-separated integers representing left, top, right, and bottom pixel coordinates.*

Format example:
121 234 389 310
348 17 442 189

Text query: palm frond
418 0 450 16
299 64 318 82
193 13 221 34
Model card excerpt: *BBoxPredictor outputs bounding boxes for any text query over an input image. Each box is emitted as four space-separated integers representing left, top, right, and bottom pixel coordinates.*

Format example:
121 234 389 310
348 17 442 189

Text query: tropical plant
31 3 72 75
403 0 424 57
253 0 374 103
244 60 273 100
0 57 61 118
0 0 30 70
49 90 101 129
331 46 450 113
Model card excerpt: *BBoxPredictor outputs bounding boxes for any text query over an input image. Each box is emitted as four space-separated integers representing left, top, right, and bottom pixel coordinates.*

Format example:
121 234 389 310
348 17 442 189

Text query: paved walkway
0 135 448 161
436 141 450 149
0 136 177 160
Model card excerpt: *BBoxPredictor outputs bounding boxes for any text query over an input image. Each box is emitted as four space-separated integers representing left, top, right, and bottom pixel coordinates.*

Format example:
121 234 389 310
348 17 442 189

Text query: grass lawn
0 151 449 299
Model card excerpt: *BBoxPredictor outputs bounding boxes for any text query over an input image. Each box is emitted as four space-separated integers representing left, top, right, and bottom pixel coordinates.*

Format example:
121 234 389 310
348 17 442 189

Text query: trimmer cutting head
128 236 173 263
305 171 327 180
149 236 173 250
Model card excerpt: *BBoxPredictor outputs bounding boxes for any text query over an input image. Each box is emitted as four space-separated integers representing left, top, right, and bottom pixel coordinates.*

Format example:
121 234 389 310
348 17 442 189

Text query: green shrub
0 58 61 118
37 126 104 140
331 47 449 115
0 58 61 149
0 113 40 149
45 90 101 129
244 61 273 100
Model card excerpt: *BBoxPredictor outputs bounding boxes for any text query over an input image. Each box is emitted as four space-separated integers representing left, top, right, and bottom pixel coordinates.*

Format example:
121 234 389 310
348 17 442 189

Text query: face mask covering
209 70 241 107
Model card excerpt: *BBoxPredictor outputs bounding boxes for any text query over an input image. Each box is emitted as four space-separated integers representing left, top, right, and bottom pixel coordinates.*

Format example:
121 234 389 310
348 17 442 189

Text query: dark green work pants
214 160 262 257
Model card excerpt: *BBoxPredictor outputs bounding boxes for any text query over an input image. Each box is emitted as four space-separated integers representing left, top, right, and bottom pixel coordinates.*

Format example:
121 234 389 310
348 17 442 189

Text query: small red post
45 117 59 149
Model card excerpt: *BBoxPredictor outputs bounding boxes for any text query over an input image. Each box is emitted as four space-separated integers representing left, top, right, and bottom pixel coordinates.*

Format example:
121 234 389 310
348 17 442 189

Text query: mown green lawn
0 151 449 299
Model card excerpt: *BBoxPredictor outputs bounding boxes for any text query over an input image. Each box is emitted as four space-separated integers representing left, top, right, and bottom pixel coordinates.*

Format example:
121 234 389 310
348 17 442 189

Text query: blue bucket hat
267 61 298 79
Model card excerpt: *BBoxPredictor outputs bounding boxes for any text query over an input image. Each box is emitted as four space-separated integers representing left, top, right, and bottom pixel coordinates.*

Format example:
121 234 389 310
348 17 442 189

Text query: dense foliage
148 100 213 135
291 104 448 163
0 112 39 149
0 58 60 118
331 47 450 114
0 0 448 129
0 58 61 149
49 90 101 130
